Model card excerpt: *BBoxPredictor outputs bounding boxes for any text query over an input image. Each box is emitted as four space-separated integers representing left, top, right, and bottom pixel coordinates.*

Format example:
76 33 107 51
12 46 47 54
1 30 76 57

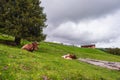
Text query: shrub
100 48 120 55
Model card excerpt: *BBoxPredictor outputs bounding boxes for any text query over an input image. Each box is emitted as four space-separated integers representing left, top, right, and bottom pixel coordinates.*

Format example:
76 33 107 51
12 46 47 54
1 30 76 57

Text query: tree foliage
103 48 120 55
0 0 47 45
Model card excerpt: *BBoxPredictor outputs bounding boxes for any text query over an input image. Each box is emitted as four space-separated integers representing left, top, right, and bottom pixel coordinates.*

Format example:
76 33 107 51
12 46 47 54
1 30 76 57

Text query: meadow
0 36 120 80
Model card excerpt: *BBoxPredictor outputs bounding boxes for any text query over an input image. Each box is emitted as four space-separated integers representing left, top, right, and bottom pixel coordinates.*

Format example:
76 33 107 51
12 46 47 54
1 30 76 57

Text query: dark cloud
42 0 120 24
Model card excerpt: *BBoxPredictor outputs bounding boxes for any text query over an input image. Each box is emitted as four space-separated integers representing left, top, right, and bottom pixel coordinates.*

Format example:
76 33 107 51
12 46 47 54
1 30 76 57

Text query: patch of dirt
42 75 49 80
78 58 120 70
3 65 9 70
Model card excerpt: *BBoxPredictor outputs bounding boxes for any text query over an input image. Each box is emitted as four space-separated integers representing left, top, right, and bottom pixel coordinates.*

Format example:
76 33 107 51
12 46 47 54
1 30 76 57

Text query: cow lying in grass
21 42 39 52
62 54 77 60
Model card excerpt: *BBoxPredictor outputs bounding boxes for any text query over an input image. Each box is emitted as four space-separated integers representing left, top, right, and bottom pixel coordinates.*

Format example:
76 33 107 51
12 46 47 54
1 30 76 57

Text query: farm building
81 44 95 48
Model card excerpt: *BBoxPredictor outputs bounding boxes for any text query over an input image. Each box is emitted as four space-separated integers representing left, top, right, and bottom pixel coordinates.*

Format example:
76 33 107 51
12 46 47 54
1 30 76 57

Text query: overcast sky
41 0 120 48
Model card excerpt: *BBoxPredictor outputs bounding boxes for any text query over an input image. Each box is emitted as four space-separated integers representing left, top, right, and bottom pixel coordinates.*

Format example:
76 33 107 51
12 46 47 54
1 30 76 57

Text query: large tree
0 0 47 45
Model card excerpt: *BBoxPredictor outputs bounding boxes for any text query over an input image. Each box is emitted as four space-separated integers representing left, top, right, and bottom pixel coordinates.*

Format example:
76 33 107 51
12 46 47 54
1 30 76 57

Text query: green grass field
0 36 120 80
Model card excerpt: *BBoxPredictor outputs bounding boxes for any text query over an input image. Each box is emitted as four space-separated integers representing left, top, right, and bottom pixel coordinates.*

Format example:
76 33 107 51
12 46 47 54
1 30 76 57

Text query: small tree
0 0 47 45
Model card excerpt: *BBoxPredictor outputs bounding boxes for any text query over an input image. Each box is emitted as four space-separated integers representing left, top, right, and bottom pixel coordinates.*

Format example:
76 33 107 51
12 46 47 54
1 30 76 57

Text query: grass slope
0 41 120 80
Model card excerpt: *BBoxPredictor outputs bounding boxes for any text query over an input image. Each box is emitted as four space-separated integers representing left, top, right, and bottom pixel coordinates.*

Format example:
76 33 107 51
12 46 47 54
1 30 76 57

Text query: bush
100 48 120 55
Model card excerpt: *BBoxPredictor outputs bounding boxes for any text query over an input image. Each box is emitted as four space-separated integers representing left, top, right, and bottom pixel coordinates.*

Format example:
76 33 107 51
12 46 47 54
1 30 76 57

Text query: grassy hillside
0 38 120 80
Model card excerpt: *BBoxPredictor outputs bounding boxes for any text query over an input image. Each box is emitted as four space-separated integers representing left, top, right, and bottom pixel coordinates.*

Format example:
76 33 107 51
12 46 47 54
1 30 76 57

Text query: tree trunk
14 36 21 45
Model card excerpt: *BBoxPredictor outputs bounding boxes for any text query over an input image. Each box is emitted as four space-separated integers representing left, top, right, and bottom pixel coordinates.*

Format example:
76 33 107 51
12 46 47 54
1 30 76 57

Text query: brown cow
21 42 39 52
62 54 77 60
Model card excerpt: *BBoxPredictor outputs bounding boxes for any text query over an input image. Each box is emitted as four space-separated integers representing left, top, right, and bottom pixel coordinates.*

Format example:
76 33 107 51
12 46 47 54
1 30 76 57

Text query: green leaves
0 0 47 44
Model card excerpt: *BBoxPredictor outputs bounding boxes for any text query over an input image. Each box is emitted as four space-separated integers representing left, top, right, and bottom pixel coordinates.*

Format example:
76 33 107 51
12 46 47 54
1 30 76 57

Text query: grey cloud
42 0 120 24
41 0 120 47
